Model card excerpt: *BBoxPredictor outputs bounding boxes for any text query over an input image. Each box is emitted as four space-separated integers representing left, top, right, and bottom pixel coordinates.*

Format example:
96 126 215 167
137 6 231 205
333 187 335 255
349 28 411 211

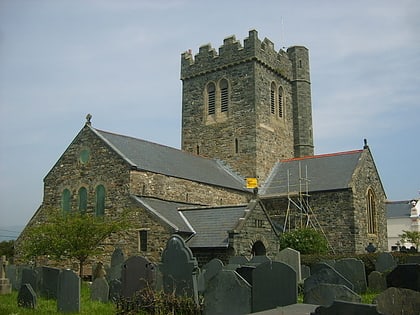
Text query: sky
0 0 419 233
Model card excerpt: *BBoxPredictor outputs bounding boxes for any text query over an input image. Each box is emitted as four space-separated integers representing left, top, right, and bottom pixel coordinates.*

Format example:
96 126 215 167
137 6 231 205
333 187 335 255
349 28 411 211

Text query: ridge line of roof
280 149 363 162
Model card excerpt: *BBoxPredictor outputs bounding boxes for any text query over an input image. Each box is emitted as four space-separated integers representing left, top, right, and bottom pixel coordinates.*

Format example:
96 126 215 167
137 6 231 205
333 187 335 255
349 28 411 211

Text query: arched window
251 240 266 256
62 189 71 212
220 79 229 112
367 189 377 234
207 83 216 115
95 185 106 216
78 187 87 213
270 82 276 114
278 86 284 118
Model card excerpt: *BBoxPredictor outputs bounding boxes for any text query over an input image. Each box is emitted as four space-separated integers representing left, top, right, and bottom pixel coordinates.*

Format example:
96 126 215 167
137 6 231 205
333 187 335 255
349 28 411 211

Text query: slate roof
132 196 250 248
261 150 363 196
181 205 249 248
386 200 413 218
91 126 247 191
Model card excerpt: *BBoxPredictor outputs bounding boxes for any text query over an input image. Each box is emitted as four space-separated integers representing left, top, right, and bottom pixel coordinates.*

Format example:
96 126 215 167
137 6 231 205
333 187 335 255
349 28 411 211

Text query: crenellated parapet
181 30 298 81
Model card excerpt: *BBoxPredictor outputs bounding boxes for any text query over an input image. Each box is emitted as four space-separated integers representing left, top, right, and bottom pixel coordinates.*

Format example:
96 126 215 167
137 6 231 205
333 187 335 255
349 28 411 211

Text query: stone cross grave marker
274 247 302 282
40 266 60 299
334 257 367 294
0 255 12 294
159 234 199 304
57 269 80 313
91 277 109 303
17 283 37 309
252 261 297 313
121 255 156 298
203 269 251 315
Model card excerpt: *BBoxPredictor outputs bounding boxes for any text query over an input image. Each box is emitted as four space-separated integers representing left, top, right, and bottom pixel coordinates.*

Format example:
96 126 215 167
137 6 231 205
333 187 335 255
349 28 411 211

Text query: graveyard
1 235 420 314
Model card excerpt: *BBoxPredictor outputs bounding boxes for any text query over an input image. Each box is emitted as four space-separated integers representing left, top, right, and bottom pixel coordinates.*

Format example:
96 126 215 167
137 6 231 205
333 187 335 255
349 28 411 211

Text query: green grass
0 282 116 315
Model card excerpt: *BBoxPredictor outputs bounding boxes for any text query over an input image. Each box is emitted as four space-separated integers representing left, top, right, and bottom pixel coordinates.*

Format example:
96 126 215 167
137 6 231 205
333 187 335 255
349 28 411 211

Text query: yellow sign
246 178 258 189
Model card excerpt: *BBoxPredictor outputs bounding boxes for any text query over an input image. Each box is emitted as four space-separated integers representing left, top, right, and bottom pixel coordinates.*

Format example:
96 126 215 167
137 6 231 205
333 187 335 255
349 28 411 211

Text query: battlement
181 30 301 81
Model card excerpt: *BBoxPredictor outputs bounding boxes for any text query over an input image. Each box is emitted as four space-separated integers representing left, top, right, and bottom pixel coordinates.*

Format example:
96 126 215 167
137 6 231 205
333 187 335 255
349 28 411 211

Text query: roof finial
363 138 368 149
86 113 92 125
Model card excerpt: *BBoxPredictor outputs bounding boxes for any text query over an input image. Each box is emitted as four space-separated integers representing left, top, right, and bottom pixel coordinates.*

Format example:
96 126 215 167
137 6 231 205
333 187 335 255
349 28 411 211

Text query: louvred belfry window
220 79 229 112
270 82 276 114
207 83 216 115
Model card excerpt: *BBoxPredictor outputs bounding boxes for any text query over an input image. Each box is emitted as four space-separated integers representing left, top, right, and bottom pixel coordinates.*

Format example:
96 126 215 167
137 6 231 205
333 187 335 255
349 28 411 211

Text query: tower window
270 82 276 114
278 86 284 118
139 230 148 251
367 188 377 234
95 185 106 216
235 138 239 154
78 187 87 213
207 83 216 115
62 189 71 212
220 79 229 112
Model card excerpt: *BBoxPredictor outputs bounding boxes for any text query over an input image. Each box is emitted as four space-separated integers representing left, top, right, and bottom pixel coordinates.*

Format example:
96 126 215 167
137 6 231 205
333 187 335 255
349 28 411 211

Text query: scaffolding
281 162 335 253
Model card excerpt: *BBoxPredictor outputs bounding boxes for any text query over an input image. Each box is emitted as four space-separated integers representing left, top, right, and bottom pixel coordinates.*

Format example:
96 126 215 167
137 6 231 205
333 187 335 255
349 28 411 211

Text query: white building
387 198 420 251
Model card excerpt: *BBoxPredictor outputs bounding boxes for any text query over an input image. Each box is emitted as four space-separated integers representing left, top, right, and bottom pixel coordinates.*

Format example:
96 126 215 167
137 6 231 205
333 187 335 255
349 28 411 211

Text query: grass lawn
0 281 116 315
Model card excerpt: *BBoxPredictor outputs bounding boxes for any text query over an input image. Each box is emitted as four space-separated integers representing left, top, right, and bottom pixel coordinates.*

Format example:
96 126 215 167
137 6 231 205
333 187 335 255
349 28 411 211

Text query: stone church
16 30 387 268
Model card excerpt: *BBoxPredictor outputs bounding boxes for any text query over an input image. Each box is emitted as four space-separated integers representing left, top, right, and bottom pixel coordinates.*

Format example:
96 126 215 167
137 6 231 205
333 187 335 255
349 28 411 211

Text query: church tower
181 30 314 182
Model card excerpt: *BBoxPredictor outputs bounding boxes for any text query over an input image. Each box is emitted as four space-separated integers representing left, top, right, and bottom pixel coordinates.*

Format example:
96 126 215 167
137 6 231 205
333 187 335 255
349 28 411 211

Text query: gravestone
40 266 60 299
386 263 420 291
107 247 125 281
248 255 271 265
0 255 12 294
92 262 106 281
160 235 199 303
109 278 122 302
235 265 255 286
121 256 156 298
91 277 109 302
303 283 361 306
334 258 367 293
21 268 39 293
5 264 18 290
203 270 251 315
228 256 249 265
313 300 382 315
406 255 420 264
301 264 311 280
274 247 302 282
375 252 397 273
252 261 297 312
368 271 387 291
17 283 37 309
198 258 223 293
304 264 353 294
375 287 420 315
57 269 80 313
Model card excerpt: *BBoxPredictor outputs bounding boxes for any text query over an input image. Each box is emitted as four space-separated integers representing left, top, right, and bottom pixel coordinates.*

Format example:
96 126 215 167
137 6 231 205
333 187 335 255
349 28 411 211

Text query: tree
279 228 329 254
0 240 15 259
399 230 420 251
21 209 127 277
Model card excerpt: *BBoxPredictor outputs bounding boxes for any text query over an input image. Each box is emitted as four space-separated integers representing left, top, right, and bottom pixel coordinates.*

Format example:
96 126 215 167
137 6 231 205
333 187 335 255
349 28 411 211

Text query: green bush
279 228 328 254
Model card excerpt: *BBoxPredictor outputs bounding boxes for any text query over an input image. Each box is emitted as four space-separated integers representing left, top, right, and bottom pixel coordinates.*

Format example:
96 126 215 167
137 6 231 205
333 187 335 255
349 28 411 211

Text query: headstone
406 255 420 264
276 303 319 314
0 255 12 294
304 264 354 294
248 255 271 265
235 265 255 286
252 261 297 312
109 278 122 302
91 277 109 302
5 264 18 290
228 256 249 265
17 283 37 309
274 247 302 282
368 271 387 292
92 262 107 280
375 287 420 315
106 263 123 282
111 247 125 267
21 268 39 293
40 266 60 299
203 270 251 315
57 269 80 313
312 300 382 315
121 256 156 298
301 264 311 280
303 283 361 306
159 235 199 303
375 252 397 273
198 258 223 293
334 258 367 294
386 263 420 291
